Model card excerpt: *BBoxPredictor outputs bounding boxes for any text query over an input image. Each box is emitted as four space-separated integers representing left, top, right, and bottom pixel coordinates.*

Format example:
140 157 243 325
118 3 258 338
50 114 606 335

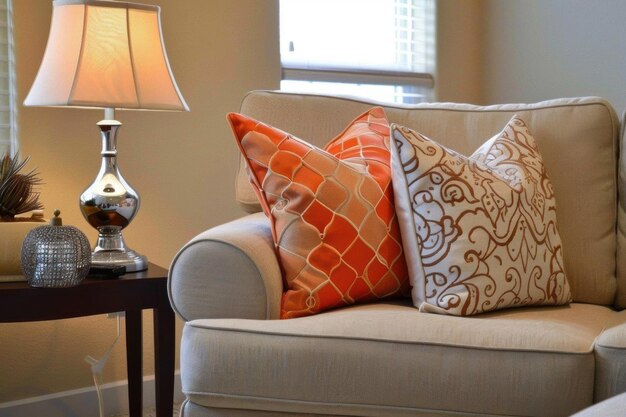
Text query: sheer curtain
0 0 16 156
280 0 435 104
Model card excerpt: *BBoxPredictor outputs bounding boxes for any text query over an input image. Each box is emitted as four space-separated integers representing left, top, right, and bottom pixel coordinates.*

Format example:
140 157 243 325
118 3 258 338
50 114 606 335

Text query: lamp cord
85 314 121 417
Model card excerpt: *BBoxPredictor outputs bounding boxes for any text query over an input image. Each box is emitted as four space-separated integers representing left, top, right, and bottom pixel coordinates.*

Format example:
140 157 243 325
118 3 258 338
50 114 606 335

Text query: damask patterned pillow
228 107 409 319
390 116 572 316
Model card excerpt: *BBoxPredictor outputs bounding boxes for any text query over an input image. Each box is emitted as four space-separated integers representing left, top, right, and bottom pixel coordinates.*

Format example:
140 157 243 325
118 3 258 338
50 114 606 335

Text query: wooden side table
0 263 175 417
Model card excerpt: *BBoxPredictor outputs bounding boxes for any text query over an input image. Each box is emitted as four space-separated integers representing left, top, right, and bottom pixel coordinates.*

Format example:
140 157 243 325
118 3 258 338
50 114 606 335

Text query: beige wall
435 0 484 104
0 0 280 403
481 0 626 113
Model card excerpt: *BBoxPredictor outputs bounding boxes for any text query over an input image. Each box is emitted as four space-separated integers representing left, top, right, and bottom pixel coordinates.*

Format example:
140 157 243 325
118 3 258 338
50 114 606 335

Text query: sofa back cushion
237 91 620 307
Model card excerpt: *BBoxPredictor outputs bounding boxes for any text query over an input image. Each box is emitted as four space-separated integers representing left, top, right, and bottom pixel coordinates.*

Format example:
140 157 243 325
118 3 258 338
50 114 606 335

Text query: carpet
111 401 181 417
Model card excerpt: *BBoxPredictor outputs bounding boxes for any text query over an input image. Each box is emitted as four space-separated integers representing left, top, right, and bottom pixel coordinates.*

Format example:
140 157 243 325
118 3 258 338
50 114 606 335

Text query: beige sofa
572 392 626 417
168 91 626 417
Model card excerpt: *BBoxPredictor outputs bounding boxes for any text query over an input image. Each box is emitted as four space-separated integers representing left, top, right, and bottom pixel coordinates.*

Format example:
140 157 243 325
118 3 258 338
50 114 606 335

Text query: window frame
282 65 434 90
0 0 17 156
279 0 436 104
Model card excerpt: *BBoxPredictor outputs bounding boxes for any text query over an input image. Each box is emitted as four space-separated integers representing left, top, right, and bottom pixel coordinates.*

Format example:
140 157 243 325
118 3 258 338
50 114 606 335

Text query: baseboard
0 371 184 417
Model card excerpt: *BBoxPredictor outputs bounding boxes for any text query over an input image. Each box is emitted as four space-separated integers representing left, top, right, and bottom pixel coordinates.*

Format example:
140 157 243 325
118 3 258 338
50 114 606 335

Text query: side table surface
0 263 169 322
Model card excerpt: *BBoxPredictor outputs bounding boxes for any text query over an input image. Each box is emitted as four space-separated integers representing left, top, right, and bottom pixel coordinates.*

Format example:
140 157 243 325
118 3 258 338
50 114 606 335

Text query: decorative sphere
21 212 91 288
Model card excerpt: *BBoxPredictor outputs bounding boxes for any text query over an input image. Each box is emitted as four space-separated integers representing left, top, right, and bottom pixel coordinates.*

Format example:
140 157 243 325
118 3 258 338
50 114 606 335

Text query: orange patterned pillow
390 116 571 315
228 108 409 318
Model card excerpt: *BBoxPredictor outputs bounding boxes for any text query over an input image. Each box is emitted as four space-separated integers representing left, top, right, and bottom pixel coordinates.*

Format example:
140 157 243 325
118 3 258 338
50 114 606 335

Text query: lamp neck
104 108 115 120
97 120 122 157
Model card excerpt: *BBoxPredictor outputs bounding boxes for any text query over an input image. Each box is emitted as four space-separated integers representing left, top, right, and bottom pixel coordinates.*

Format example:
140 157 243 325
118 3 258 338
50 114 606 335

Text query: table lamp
24 0 189 272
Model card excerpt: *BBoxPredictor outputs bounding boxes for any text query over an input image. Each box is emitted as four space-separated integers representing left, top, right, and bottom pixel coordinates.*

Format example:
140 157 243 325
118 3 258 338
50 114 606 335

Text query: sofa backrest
237 90 621 308
617 112 626 308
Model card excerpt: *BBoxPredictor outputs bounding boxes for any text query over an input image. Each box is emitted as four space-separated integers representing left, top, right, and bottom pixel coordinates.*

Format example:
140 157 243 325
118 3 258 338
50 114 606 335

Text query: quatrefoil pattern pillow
228 108 409 319
390 116 571 316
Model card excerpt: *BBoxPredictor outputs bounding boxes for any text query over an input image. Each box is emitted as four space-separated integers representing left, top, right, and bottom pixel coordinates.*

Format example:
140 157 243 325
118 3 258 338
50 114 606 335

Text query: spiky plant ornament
0 153 44 221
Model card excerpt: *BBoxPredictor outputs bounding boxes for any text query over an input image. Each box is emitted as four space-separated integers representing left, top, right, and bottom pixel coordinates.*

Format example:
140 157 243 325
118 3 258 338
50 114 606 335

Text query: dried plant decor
0 153 44 221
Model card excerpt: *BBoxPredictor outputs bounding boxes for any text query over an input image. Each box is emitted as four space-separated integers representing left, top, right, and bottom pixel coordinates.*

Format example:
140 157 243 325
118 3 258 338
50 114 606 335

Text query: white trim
0 371 183 417
282 67 434 88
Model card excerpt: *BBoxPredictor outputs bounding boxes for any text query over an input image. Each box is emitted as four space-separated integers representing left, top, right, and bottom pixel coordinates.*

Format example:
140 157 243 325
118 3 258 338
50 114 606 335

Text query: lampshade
24 0 188 111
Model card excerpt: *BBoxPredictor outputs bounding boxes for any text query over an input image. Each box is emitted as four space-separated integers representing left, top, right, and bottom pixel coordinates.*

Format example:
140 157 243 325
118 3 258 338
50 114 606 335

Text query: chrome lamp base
91 251 147 272
91 226 147 272
80 112 148 273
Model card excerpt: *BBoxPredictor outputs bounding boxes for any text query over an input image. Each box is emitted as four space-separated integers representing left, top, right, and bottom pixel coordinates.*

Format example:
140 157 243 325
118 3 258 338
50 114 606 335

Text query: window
279 0 435 105
0 0 16 156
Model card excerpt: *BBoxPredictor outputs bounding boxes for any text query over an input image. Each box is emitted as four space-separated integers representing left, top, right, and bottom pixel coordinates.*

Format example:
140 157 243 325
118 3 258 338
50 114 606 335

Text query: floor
112 402 182 417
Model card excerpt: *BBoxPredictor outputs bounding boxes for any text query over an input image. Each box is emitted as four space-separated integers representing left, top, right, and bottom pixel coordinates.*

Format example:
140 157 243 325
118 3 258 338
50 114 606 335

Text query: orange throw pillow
228 108 409 318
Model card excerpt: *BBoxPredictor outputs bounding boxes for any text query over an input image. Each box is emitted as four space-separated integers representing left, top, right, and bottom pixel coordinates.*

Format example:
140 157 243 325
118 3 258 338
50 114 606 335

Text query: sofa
168 91 626 417
572 392 626 417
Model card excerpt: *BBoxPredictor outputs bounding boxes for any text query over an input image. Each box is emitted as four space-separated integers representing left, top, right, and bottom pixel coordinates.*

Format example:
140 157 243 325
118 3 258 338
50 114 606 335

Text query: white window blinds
280 0 435 104
0 0 16 156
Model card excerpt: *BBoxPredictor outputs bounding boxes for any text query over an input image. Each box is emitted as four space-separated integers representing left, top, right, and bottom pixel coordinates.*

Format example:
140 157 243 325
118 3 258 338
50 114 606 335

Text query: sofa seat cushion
181 302 616 417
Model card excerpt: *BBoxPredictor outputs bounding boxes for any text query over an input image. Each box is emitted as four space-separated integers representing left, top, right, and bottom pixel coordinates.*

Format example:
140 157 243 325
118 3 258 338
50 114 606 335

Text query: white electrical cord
85 314 122 417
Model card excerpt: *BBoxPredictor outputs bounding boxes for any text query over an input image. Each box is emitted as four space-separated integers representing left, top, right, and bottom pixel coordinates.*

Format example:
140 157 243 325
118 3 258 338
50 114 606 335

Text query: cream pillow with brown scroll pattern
390 116 572 316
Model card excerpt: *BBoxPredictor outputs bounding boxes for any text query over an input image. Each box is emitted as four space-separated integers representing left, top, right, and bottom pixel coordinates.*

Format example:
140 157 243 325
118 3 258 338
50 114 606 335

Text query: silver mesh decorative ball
21 209 92 288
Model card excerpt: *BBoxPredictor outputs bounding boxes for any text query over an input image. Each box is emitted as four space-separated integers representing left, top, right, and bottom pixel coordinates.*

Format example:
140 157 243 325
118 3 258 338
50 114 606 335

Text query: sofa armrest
594 310 626 402
168 212 282 321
